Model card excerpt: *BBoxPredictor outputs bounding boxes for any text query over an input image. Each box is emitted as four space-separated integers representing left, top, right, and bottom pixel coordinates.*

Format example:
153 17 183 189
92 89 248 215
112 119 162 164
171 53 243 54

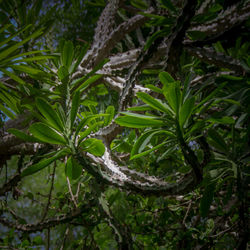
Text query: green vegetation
0 0 249 249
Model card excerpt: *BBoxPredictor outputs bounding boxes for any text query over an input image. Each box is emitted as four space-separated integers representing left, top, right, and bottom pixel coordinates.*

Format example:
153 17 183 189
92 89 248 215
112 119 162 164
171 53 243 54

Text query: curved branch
186 1 250 43
185 46 245 73
77 148 198 196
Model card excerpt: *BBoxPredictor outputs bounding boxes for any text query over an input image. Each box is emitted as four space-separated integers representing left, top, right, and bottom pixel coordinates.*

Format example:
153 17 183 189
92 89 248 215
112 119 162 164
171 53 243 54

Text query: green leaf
75 114 109 136
0 90 19 113
8 128 40 142
36 98 64 132
115 112 164 128
0 50 49 64
65 156 82 180
179 97 195 127
21 149 68 177
131 129 175 158
159 72 175 86
131 0 148 9
62 41 74 69
207 129 228 153
137 92 173 115
0 28 43 61
200 182 216 217
0 104 16 119
78 121 103 142
1 68 26 85
80 138 105 156
144 29 170 51
29 122 66 145
70 91 80 127
194 82 227 113
163 81 181 114
74 74 102 92
128 105 154 111
160 0 177 13
131 141 168 160
12 55 55 63
145 84 163 94
207 116 235 125
58 66 69 84
103 105 115 126
71 43 89 73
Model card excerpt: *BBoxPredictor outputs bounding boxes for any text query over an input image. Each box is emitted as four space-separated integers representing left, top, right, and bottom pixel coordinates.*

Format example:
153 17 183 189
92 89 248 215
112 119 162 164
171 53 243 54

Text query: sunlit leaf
80 138 105 156
29 122 66 145
21 149 68 177
36 98 64 132
65 156 82 180
103 105 115 126
137 92 173 115
115 112 164 128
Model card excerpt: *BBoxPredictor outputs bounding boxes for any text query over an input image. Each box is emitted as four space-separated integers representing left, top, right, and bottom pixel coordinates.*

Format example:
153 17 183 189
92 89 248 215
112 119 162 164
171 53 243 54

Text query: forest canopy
0 0 249 249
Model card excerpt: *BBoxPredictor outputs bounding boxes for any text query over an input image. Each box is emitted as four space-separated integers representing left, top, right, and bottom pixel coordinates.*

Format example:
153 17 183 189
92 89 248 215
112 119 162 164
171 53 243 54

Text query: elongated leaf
71 43 89 73
29 122 66 145
0 104 16 119
78 121 103 142
8 128 40 142
21 149 68 177
0 24 32 48
194 82 227 113
103 105 115 126
80 138 105 156
58 66 69 84
75 114 109 136
65 156 82 180
131 141 168 160
137 92 173 115
75 74 102 92
144 29 166 51
1 69 26 85
13 55 55 63
179 97 195 127
145 84 162 94
159 72 175 86
11 65 46 76
207 129 228 153
36 98 64 132
115 112 164 128
131 129 175 158
128 105 154 111
200 182 216 217
0 28 43 61
161 0 177 13
0 91 19 113
0 50 49 65
163 85 179 114
70 91 80 127
62 41 74 69
207 116 235 125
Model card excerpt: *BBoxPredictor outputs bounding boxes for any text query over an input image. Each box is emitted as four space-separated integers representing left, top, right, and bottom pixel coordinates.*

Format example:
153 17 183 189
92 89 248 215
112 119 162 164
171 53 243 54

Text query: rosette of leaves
8 40 113 180
115 72 236 161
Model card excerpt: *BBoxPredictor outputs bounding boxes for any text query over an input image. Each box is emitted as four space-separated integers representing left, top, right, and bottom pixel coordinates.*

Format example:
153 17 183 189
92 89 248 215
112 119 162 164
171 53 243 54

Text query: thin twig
66 177 78 208
41 161 57 222
183 200 192 225
210 223 237 238
60 226 69 250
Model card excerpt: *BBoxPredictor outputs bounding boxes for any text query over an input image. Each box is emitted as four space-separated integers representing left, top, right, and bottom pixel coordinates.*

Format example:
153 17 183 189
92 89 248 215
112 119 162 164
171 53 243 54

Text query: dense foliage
0 0 249 249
